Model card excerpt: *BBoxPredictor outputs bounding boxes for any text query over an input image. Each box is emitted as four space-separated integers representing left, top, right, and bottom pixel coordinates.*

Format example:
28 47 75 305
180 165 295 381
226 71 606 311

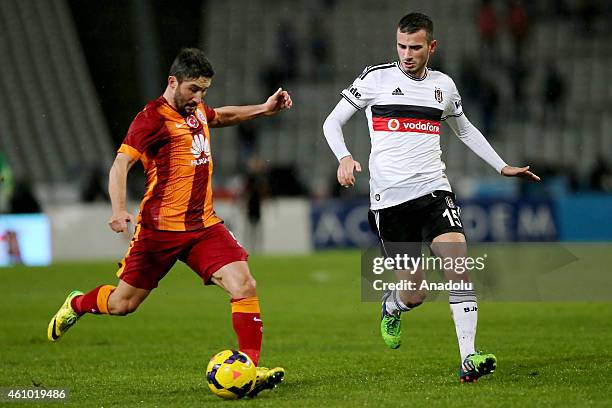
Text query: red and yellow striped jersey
118 96 222 231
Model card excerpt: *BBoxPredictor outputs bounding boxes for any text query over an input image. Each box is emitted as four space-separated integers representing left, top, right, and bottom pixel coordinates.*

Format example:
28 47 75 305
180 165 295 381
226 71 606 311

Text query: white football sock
384 289 413 315
449 289 478 361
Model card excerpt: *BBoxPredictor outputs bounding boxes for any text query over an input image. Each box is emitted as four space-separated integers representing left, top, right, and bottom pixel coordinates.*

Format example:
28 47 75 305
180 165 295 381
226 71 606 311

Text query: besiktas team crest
435 87 443 103
445 196 455 209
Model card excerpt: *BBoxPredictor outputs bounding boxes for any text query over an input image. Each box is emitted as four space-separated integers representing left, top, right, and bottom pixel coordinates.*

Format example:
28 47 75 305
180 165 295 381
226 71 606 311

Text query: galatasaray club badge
186 115 199 128
435 87 443 103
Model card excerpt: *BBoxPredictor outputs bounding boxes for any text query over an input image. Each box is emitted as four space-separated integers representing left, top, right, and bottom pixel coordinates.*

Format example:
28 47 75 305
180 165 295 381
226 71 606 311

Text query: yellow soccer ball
205 350 256 399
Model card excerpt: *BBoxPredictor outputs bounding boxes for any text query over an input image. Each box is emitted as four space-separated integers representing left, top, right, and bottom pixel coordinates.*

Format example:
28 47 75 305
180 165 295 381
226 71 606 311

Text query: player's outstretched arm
209 88 292 128
500 165 541 181
108 152 137 233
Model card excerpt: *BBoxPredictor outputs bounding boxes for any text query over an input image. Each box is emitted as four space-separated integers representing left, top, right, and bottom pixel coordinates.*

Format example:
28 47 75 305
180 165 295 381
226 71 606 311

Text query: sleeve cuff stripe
118 144 141 160
340 93 363 110
441 112 464 121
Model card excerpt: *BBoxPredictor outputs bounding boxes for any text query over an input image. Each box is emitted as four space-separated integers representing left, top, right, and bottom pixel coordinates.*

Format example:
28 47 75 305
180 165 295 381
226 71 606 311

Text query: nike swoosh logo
175 122 187 128
253 317 262 322
51 319 59 340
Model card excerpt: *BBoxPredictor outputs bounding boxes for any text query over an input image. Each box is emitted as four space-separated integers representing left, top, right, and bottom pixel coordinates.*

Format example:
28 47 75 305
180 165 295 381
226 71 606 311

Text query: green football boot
380 291 401 349
460 352 497 383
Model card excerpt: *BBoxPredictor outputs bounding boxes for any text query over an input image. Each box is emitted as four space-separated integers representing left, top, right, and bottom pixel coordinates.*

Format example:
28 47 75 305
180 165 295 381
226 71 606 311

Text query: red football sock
71 285 116 316
231 296 262 366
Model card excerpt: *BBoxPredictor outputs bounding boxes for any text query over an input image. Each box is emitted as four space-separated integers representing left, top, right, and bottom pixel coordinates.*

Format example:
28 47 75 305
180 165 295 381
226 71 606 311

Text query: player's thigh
116 226 182 291
420 192 470 281
183 223 249 287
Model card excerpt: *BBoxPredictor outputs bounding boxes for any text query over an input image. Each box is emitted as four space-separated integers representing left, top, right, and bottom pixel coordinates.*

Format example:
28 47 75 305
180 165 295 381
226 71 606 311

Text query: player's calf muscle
107 297 140 315
400 289 426 307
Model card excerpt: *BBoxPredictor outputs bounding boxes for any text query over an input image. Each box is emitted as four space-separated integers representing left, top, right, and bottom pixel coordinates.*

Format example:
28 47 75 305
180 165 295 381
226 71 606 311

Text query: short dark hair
169 48 215 82
398 13 434 42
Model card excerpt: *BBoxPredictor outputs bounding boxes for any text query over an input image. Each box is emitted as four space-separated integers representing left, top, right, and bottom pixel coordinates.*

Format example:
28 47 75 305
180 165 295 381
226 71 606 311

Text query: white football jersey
341 62 464 210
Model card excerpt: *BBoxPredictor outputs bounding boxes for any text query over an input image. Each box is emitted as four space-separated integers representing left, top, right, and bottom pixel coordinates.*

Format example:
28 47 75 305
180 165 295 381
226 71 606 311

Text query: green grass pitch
1 250 611 407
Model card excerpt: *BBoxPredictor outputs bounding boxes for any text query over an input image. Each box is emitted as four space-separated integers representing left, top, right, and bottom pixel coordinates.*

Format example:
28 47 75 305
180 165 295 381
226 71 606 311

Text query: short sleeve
203 104 216 122
441 79 464 121
118 107 165 160
340 66 378 110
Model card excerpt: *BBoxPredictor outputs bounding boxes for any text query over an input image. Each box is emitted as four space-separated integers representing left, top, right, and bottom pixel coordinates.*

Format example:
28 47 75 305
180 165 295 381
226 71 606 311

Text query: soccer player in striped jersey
323 13 540 382
48 48 291 397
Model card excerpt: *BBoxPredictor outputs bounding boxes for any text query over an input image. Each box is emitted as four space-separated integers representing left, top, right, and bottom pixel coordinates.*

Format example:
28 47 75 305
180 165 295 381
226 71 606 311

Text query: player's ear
168 76 179 89
429 39 437 55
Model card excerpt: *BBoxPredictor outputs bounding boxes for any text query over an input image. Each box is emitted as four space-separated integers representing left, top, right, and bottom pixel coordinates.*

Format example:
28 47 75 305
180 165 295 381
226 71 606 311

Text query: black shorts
368 190 465 245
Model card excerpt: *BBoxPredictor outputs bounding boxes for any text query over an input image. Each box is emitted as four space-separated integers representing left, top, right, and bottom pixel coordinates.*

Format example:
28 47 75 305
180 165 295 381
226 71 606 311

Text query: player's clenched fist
108 210 135 233
263 87 292 114
337 155 362 188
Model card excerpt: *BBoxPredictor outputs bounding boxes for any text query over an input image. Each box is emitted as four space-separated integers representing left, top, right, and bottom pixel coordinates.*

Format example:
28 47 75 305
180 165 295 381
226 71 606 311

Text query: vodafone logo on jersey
373 117 440 134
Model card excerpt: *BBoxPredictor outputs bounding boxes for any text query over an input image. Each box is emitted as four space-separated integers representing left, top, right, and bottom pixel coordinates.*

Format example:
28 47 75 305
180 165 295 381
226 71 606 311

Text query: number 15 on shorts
442 208 462 227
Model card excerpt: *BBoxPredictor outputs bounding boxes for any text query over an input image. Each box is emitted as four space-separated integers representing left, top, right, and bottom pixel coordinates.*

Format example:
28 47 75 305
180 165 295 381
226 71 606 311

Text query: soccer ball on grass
206 350 256 399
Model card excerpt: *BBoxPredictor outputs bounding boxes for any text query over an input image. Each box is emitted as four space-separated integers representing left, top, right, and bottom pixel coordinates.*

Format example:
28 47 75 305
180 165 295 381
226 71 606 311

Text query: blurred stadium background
1 0 611 259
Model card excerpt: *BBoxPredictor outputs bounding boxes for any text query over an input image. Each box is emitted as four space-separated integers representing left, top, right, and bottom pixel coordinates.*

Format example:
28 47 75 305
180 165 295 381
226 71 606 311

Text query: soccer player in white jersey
322 12 540 382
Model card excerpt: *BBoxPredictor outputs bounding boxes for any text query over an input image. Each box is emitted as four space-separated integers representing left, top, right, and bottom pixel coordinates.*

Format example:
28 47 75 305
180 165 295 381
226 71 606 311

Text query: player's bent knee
242 277 258 297
231 276 257 299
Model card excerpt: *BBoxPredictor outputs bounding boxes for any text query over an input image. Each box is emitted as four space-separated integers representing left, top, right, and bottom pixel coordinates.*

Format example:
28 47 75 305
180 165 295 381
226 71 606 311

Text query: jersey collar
396 61 428 81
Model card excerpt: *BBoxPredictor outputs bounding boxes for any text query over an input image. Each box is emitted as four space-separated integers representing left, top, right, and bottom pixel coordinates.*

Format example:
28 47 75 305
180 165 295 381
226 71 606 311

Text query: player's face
396 29 436 77
173 77 212 116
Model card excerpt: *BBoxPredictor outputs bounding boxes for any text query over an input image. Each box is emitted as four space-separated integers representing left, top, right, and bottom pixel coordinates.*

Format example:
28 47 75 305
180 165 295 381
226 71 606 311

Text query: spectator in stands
589 156 612 192
9 179 41 214
236 120 260 171
458 55 501 137
541 61 566 126
459 55 482 103
475 0 500 65
576 0 599 36
243 155 269 253
260 63 285 95
507 0 530 61
479 77 500 137
549 0 570 20
320 0 337 10
0 153 13 214
277 20 299 82
508 59 528 117
308 15 332 81
81 164 110 202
